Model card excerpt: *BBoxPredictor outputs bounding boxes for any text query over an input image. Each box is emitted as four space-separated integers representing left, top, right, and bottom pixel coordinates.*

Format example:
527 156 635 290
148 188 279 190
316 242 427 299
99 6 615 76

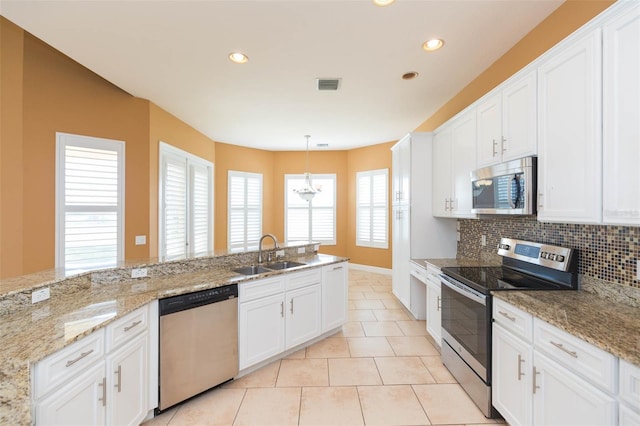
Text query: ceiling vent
317 78 341 91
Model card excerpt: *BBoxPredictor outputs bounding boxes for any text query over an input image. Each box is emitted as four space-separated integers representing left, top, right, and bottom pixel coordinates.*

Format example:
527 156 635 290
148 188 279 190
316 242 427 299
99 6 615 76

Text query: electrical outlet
276 250 285 258
298 247 305 254
131 268 148 278
32 287 50 304
314 244 320 251
135 235 147 245
457 231 461 242
456 221 461 231
131 282 148 292
637 260 640 281
481 235 487 246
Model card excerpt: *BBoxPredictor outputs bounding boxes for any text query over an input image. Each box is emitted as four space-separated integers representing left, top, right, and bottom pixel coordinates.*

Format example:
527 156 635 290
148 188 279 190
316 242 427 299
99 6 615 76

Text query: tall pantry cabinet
391 133 457 316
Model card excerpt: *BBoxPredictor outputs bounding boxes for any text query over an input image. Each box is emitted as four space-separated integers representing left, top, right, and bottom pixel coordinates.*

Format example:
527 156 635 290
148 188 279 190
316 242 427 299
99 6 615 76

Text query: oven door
440 274 491 382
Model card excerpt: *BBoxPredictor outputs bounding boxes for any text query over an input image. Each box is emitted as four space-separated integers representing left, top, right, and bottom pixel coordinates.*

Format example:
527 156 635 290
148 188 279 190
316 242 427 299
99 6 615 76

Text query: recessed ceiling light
228 52 249 64
422 39 444 52
402 72 419 80
373 0 395 6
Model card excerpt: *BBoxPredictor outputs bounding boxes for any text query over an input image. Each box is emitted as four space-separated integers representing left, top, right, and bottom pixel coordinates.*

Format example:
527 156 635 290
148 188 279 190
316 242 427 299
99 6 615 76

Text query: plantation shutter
356 169 389 248
162 154 188 259
228 171 263 251
285 174 336 245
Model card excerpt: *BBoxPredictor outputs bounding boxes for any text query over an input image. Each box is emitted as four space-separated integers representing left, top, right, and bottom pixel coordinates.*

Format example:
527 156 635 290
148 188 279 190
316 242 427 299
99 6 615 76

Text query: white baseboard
348 263 392 276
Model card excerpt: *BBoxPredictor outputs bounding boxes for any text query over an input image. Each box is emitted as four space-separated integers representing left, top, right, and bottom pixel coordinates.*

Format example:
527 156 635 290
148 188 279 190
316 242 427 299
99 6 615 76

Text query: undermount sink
232 265 272 275
264 261 306 270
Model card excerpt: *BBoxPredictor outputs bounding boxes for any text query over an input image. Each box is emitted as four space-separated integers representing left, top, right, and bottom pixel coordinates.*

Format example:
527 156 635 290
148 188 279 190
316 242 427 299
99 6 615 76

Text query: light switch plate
637 260 640 281
481 235 487 246
276 250 285 258
298 247 305 254
32 287 50 304
131 268 148 278
135 235 147 245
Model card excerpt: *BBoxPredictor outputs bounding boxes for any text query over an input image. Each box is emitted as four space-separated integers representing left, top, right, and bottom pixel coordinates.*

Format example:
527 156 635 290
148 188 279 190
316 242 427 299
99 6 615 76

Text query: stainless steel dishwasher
158 284 238 412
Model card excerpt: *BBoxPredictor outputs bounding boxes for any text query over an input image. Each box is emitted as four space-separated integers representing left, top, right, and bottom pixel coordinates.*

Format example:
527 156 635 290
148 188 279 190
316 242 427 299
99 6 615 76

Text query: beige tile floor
145 269 504 426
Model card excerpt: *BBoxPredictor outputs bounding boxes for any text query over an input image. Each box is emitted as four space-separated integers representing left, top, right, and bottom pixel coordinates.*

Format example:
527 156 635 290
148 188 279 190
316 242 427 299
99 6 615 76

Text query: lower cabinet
493 298 625 426
239 292 286 369
425 263 442 346
285 284 322 348
34 305 152 426
321 263 348 332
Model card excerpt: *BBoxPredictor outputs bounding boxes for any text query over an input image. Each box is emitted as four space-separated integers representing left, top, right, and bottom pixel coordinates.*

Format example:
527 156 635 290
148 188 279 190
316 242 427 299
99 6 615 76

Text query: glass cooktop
441 266 569 295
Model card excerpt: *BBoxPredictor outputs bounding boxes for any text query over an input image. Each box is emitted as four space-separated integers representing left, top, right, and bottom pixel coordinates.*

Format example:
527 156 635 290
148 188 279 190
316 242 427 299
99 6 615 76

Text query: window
228 171 263 251
356 168 389 248
159 142 213 260
285 174 336 245
55 133 125 273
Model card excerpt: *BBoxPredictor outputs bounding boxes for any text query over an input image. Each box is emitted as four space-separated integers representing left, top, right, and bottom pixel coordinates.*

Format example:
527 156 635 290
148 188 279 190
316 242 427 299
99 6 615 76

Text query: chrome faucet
258 234 279 263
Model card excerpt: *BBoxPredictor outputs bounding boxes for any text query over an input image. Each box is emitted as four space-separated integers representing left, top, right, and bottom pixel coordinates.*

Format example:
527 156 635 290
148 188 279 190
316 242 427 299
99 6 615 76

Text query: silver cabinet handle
532 366 540 394
499 311 516 322
444 198 449 211
517 354 525 381
501 137 507 153
437 296 441 311
65 349 94 367
290 299 294 314
333 266 343 270
492 139 498 157
538 192 544 208
114 365 122 392
550 341 578 358
450 198 456 210
124 320 142 332
280 301 284 318
99 377 107 406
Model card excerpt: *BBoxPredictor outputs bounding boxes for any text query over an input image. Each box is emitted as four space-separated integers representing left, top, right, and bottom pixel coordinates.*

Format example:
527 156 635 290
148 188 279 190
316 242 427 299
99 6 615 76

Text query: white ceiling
0 0 563 151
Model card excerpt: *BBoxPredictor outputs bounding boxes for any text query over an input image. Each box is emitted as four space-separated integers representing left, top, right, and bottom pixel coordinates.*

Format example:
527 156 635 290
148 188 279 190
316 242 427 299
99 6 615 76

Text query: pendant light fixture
294 135 320 202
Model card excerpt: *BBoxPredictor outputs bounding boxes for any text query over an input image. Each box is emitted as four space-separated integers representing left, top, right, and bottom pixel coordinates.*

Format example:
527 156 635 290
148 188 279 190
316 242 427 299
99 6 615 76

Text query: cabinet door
537 29 602 224
426 280 442 346
322 263 348 332
286 284 322 349
603 3 640 225
239 293 285 369
492 325 532 426
532 351 616 426
106 333 148 426
502 70 537 162
476 93 502 168
391 206 410 309
432 128 452 217
451 110 477 217
391 135 411 205
36 361 106 426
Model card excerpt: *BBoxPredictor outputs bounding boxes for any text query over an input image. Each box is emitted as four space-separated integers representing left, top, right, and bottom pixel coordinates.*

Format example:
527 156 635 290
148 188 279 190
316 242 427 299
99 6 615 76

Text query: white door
476 93 502 168
451 109 477 217
502 70 537 162
391 205 410 309
36 362 106 426
532 351 617 426
602 3 640 225
107 333 148 426
432 128 452 217
322 263 348 332
239 293 285 369
286 284 322 349
537 29 602 224
492 325 532 426
426 280 442 346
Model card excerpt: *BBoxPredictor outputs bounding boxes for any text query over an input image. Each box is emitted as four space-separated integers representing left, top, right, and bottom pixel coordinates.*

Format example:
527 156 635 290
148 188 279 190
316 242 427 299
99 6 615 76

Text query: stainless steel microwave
471 156 537 215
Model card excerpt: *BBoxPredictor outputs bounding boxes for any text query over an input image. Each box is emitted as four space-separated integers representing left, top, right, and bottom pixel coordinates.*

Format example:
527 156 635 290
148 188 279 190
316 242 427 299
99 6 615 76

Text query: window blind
228 171 263 251
285 174 336 245
356 169 389 248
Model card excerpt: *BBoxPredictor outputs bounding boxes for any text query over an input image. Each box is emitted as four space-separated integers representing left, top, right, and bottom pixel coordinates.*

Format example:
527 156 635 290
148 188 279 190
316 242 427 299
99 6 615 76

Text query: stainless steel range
439 238 578 418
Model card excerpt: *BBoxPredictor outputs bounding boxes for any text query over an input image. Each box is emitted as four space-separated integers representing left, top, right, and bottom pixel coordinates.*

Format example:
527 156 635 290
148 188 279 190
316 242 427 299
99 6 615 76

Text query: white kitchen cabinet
239 292 285 369
392 133 457 314
477 70 537 168
285 284 321 348
620 405 640 426
391 135 411 205
34 305 152 426
424 263 442 346
532 350 617 426
322 262 348 332
602 2 640 225
432 110 477 218
493 324 532 426
537 28 602 224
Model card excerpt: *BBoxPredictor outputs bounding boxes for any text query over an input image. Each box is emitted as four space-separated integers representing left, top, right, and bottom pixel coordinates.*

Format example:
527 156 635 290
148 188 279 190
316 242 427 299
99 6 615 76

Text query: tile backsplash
457 217 639 288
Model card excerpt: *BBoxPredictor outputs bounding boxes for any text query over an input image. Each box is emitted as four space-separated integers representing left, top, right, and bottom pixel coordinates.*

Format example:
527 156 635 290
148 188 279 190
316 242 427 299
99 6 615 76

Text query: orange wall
273 151 349 257
213 142 275 250
347 142 395 269
415 0 615 132
148 103 216 257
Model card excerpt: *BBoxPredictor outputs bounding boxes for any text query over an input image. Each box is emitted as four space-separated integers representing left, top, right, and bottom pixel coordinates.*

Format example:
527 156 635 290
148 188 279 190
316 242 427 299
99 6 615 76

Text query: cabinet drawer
239 276 285 302
34 329 105 399
620 359 640 410
425 264 442 282
285 268 321 291
534 319 617 393
410 263 428 284
493 298 533 342
105 305 148 352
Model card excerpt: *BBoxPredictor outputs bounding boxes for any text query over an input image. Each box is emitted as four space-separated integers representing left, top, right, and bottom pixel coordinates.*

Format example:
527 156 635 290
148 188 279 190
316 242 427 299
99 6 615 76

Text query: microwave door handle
508 175 516 208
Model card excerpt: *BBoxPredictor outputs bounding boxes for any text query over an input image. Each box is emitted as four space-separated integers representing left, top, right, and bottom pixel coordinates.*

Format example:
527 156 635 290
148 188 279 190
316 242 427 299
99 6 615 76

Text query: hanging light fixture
294 135 320 202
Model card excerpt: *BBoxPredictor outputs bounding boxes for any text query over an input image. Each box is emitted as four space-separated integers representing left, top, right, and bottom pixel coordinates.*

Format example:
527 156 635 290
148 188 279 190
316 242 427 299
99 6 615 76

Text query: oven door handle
439 274 487 305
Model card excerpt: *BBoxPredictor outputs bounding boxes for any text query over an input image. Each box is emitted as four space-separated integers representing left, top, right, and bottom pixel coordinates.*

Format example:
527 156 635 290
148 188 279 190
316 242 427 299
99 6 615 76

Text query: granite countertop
493 290 640 367
0 253 345 425
413 258 498 269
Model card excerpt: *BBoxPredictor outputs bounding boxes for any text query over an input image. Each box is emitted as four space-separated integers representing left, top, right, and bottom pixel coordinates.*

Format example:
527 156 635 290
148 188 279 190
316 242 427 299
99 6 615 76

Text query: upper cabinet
602 2 640 226
537 28 603 224
477 70 537 168
432 110 477 218
391 136 411 206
